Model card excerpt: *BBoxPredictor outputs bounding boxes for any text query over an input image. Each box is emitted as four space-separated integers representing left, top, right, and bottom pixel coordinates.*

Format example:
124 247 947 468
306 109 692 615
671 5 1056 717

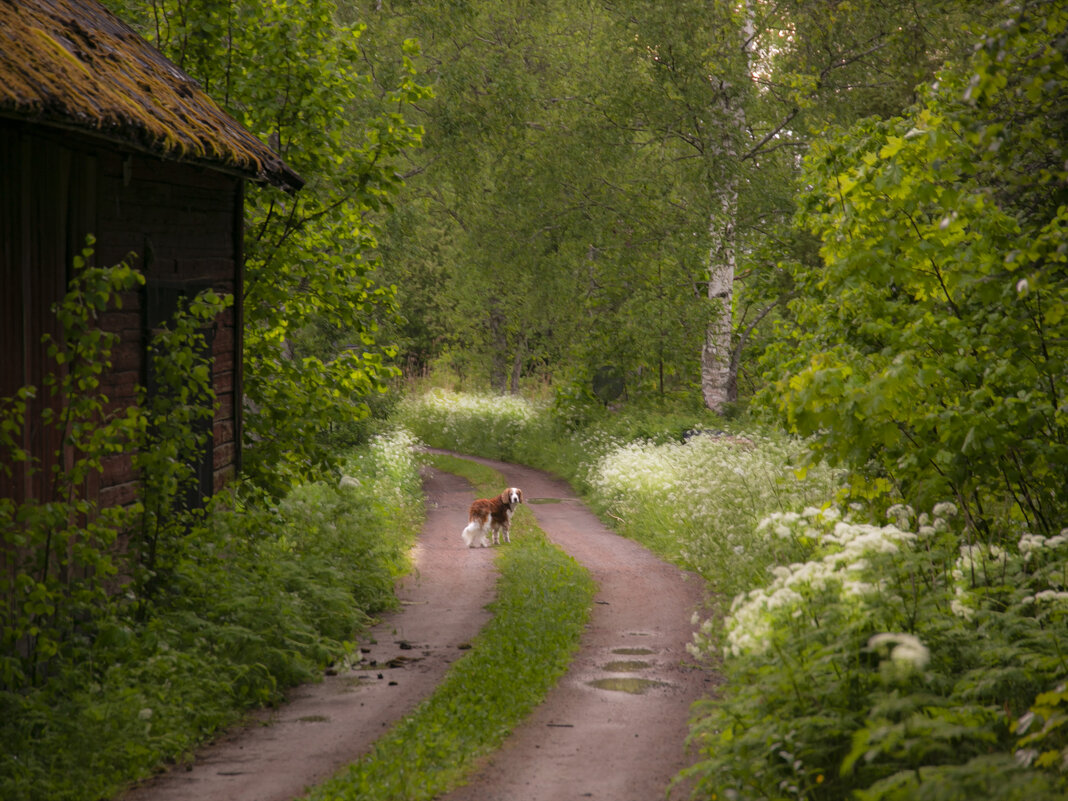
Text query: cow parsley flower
868 632 930 671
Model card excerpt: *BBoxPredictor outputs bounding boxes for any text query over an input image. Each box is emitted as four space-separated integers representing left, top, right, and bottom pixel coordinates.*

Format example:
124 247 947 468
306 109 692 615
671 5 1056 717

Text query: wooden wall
0 120 244 509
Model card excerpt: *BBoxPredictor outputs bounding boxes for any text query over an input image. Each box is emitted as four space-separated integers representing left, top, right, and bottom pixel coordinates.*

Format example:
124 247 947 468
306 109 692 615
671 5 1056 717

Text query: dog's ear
517 488 524 503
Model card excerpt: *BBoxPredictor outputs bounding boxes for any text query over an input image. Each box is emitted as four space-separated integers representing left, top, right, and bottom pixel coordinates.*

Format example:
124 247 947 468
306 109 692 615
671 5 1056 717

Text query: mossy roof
0 0 303 192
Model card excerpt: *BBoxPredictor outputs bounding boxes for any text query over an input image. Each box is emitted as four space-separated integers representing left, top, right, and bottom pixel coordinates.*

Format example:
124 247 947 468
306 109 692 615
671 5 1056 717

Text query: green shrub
583 432 841 598
396 389 836 597
681 506 1068 801
769 4 1068 538
394 389 548 461
0 431 424 801
0 243 145 690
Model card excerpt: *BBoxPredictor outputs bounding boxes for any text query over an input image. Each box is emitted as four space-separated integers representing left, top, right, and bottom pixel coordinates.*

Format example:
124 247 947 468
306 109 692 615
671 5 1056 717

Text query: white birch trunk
700 3 754 413
700 184 738 411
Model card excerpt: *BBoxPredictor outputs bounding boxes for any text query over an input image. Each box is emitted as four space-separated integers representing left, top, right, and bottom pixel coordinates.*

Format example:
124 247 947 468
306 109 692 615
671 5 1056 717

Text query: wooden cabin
0 0 303 509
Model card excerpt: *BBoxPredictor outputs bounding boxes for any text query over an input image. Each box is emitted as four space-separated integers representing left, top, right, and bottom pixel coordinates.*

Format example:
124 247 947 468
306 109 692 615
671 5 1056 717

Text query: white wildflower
932 502 958 519
951 598 975 619
1015 748 1039 768
868 632 930 671
843 580 876 596
886 504 914 527
1019 533 1047 560
1033 591 1068 604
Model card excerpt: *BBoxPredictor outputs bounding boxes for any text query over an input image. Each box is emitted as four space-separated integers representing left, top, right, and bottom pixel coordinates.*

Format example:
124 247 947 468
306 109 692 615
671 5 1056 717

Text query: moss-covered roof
0 0 303 192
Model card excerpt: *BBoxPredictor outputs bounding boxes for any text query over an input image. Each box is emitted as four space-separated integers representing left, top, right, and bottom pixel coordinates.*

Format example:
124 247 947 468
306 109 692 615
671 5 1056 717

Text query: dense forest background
108 0 1023 410
356 0 998 401
104 0 1063 537
3 1 1066 799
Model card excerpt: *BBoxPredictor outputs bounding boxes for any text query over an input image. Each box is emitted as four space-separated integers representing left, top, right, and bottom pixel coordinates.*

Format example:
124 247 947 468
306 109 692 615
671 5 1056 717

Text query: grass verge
304 453 597 801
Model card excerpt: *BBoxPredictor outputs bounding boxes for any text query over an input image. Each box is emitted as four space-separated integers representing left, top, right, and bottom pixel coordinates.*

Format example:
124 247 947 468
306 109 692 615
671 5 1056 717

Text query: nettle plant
683 504 1068 801
0 240 226 688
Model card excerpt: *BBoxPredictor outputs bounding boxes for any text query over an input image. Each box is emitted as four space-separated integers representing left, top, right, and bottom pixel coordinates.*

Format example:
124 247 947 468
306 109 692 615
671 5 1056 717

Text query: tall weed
397 389 837 597
394 389 549 463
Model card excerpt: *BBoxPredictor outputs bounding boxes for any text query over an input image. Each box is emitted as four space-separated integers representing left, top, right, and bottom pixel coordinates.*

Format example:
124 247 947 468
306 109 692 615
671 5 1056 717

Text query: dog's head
502 487 523 507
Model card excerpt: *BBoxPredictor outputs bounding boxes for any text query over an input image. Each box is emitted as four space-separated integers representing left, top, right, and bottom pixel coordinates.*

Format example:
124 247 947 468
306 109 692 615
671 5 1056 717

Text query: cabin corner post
233 179 245 477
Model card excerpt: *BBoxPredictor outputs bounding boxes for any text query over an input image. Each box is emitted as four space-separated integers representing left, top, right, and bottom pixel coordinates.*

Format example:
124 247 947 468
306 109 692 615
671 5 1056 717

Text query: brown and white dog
461 487 524 548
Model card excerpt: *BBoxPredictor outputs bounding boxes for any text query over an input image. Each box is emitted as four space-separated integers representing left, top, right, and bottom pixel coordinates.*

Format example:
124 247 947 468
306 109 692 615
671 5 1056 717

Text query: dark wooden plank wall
1 124 95 504
1 122 243 511
94 150 244 506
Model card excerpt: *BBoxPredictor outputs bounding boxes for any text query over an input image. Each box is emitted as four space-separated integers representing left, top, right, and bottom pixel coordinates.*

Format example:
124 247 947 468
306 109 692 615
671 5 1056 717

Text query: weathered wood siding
1 120 243 509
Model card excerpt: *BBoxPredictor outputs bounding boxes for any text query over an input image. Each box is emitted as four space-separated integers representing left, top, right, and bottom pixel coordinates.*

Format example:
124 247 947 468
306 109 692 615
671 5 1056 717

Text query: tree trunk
488 305 508 393
700 184 738 412
700 2 753 413
508 336 526 395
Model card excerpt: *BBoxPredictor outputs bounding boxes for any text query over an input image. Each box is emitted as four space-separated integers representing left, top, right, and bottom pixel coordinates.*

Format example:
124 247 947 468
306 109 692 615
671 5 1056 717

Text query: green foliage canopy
106 0 431 491
770 1 1068 534
363 0 996 404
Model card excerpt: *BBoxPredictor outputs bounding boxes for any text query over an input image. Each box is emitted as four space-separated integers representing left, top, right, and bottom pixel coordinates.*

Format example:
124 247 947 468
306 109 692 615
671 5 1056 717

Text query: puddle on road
588 677 668 695
612 647 654 656
603 660 652 672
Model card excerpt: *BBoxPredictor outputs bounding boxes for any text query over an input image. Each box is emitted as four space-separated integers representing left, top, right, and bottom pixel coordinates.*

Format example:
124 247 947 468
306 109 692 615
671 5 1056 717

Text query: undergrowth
0 431 423 801
304 454 596 801
680 506 1068 801
394 388 834 597
394 389 1068 799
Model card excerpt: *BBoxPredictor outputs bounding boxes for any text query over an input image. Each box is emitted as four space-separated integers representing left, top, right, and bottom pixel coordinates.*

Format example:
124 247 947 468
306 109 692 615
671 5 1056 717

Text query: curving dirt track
440 454 713 801
119 456 714 801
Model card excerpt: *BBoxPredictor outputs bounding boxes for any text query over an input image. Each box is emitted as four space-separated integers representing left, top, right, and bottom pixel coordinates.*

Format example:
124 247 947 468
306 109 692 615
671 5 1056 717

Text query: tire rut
436 454 714 801
119 468 496 801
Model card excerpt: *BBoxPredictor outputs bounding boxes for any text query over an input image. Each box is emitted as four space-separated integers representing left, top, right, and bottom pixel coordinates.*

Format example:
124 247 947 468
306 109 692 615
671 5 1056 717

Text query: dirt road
120 456 713 801
441 455 712 801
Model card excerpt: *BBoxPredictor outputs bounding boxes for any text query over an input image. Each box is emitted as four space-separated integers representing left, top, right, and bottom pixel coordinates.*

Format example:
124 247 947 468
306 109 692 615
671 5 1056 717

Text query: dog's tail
461 521 482 548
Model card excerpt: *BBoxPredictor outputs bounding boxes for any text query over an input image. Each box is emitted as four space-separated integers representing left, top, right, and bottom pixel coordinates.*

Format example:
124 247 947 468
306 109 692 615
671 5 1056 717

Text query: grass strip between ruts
303 453 597 801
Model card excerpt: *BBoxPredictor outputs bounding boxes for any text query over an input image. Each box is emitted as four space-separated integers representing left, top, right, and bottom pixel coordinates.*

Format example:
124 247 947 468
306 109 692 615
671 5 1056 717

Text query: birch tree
358 0 992 406
700 3 756 412
624 0 994 411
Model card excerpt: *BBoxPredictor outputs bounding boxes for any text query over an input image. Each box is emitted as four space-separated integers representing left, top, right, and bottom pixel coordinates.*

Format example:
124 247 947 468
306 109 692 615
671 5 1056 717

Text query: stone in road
120 456 713 801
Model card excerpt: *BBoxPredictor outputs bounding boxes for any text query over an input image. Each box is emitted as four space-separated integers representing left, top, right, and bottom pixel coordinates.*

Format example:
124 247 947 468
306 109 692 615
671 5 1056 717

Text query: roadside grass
304 453 597 801
395 390 838 599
